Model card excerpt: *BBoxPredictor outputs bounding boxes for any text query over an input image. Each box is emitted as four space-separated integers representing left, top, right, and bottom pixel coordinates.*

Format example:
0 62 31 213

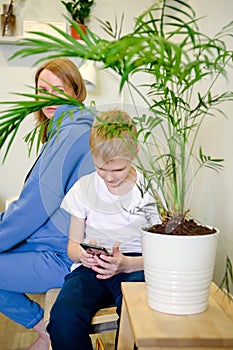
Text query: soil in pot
147 218 216 236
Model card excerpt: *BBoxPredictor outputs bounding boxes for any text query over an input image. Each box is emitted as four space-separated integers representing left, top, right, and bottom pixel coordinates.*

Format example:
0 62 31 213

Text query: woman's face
37 68 75 119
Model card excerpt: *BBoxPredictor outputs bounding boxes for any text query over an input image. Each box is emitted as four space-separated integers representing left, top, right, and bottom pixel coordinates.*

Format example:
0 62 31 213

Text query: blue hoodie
0 105 94 256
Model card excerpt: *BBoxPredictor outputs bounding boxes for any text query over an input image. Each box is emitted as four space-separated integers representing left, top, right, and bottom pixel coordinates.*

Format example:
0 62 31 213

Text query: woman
0 57 94 350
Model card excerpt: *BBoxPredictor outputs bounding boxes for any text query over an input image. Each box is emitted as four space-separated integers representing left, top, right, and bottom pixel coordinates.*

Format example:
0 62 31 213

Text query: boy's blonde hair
90 109 138 162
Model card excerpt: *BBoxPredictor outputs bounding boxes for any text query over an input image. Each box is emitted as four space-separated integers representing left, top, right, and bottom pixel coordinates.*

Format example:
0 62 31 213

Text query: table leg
117 297 135 350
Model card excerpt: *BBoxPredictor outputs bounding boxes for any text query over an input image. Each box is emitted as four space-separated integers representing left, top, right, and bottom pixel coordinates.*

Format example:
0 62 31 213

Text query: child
47 109 161 350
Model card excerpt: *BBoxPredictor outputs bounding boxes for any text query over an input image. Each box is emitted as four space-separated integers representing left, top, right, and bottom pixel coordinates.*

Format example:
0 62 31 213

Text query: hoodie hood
49 104 95 136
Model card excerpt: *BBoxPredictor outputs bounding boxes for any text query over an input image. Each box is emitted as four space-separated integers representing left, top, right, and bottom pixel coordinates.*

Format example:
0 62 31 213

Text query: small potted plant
61 0 94 39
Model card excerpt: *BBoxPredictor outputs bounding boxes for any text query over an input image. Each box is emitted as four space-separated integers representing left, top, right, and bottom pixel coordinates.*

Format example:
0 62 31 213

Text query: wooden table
117 282 233 350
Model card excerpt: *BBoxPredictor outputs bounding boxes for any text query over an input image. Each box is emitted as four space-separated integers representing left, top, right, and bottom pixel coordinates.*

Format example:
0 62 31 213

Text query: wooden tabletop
118 282 233 349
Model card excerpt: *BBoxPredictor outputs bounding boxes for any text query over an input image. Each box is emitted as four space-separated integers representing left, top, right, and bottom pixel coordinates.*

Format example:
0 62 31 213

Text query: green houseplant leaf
0 89 83 161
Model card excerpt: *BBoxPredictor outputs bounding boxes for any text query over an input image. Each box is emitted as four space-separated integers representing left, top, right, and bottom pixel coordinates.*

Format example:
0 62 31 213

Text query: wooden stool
44 288 118 349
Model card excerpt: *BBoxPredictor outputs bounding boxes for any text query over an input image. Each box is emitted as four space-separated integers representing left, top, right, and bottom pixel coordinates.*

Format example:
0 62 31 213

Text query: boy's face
94 156 133 192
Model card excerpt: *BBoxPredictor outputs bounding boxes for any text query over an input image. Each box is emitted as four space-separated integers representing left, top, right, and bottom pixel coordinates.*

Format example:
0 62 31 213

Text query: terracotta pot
70 24 87 40
141 226 219 315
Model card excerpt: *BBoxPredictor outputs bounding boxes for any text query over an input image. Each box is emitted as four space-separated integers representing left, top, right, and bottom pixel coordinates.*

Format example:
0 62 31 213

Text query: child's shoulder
77 171 97 185
68 171 97 196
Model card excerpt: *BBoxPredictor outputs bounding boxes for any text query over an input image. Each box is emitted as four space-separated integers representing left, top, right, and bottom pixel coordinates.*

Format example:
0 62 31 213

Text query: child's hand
91 242 127 279
79 247 98 268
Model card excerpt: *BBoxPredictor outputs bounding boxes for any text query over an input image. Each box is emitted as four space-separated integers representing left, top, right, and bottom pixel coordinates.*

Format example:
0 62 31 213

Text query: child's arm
67 215 98 268
67 215 85 262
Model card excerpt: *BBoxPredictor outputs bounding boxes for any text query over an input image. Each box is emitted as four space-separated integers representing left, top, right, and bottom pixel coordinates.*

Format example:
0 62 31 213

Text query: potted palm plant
1 0 233 313
61 0 94 39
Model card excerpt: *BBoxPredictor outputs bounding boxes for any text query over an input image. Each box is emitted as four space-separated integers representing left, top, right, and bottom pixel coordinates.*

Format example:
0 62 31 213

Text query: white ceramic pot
141 227 219 315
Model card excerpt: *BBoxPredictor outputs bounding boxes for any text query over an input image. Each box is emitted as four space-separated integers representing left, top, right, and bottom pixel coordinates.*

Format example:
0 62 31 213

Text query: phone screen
80 243 110 256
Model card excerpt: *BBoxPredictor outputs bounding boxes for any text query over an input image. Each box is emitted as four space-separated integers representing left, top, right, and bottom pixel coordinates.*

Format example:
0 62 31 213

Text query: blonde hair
90 109 138 162
34 57 86 143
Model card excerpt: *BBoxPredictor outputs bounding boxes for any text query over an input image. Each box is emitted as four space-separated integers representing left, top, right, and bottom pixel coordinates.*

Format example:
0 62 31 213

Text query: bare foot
28 335 50 350
28 318 50 350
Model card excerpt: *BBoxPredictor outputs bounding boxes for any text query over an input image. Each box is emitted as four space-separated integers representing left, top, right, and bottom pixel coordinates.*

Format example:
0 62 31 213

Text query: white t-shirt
61 170 160 267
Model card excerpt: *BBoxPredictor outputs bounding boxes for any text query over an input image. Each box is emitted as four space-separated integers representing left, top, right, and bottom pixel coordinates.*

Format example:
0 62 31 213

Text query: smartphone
80 242 111 256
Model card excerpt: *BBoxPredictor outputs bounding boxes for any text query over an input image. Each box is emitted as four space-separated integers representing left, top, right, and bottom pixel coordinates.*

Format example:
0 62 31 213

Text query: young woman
0 57 94 350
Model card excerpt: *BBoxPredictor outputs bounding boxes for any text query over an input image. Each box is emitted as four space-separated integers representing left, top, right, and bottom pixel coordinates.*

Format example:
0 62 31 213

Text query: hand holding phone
80 242 111 256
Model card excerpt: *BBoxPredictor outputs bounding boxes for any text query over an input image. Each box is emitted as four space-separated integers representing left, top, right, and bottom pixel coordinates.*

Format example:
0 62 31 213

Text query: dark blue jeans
47 256 144 350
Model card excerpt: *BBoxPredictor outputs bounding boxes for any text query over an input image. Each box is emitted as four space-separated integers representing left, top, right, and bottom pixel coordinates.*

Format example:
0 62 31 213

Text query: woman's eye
37 88 64 95
38 88 48 94
53 89 64 95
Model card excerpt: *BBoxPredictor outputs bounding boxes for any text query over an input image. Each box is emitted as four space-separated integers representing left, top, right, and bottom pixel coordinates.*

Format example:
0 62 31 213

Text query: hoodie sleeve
0 114 94 252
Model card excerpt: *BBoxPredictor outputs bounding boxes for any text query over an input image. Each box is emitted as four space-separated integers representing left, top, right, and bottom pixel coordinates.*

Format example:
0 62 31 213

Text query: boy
47 109 161 350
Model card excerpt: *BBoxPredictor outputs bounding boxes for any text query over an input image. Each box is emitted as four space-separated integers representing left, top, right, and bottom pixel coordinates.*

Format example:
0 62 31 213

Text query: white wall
0 0 233 288
187 0 233 287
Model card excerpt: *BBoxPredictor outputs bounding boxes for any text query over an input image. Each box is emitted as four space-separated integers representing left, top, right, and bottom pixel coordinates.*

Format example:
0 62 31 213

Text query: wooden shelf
0 36 22 44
